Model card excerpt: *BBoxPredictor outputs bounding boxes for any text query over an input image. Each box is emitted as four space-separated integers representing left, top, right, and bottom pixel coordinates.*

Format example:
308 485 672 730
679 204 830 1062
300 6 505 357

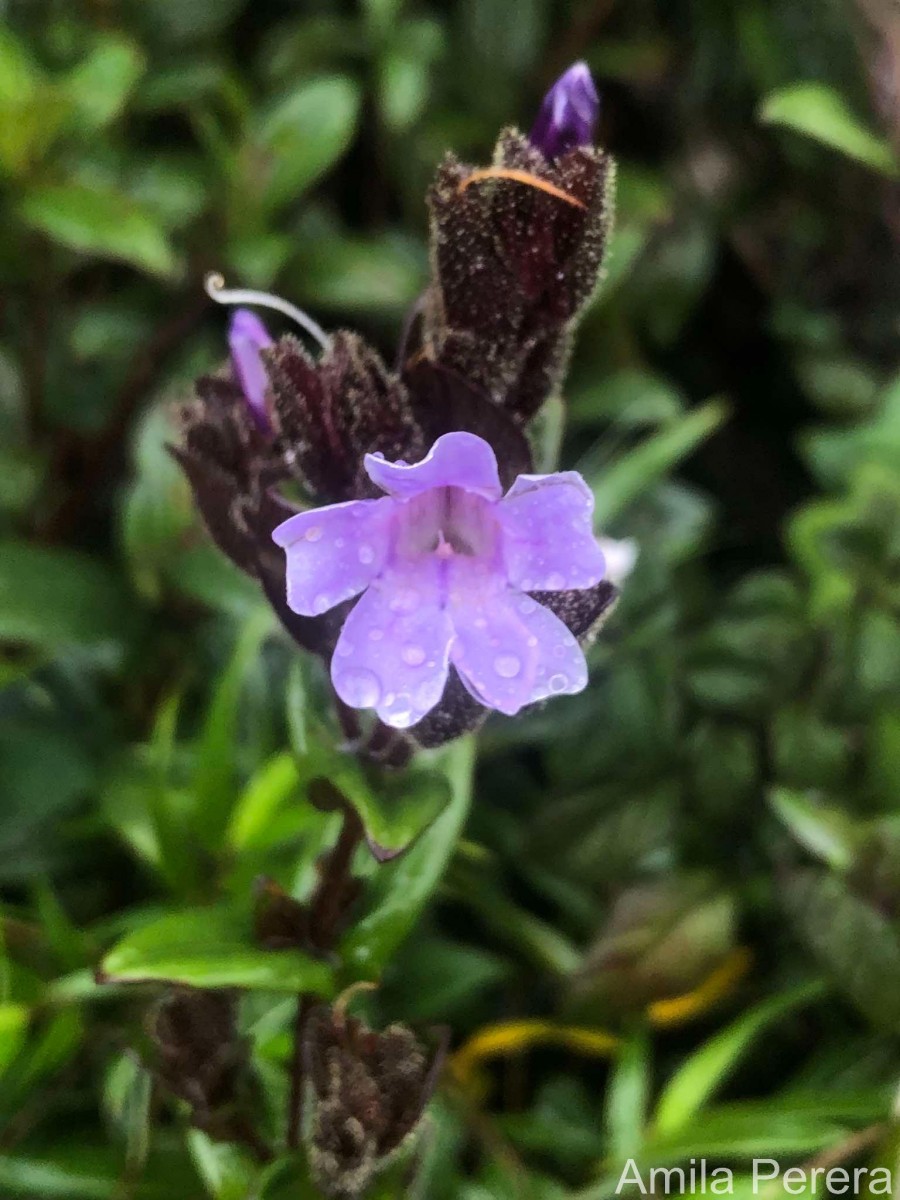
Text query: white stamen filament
204 272 331 351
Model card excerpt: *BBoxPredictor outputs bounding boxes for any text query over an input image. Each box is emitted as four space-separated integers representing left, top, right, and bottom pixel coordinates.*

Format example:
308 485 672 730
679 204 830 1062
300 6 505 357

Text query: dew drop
527 635 538 647
368 628 384 642
384 693 413 727
549 672 568 693
336 641 353 657
338 668 381 707
546 572 566 590
358 544 375 565
304 525 323 542
474 616 488 629
313 593 330 612
494 654 521 679
518 598 537 614
335 537 345 548
401 644 426 666
389 588 419 613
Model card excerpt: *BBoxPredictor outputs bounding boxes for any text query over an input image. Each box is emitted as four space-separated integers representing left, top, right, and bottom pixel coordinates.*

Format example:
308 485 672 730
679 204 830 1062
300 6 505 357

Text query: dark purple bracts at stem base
303 1005 446 1200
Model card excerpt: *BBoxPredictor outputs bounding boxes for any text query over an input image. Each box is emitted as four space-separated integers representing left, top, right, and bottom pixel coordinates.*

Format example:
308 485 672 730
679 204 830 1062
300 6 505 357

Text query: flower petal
272 498 394 616
331 560 453 729
447 560 540 716
364 431 502 501
229 309 273 431
498 471 605 591
515 594 589 702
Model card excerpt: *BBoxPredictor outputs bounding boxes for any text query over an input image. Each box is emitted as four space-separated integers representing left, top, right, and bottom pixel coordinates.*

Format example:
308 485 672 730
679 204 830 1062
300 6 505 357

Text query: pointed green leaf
20 185 178 276
654 981 826 1134
760 83 898 177
100 907 335 994
342 738 475 975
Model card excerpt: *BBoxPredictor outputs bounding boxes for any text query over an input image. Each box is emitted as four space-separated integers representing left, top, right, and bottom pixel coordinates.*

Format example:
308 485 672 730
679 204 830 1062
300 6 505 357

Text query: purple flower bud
228 308 274 433
273 431 608 729
530 61 600 159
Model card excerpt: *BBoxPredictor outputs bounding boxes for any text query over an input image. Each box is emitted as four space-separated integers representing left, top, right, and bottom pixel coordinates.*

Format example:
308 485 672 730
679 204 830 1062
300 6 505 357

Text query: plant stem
286 802 364 1150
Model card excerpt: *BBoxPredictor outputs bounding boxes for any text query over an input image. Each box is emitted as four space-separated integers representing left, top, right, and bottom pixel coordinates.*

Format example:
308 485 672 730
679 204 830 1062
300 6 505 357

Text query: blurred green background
2 0 900 1197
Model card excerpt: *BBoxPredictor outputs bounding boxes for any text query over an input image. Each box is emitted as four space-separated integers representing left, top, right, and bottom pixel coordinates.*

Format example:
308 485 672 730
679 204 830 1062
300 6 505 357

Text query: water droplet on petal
527 635 538 647
358 544 375 565
384 693 413 727
518 598 537 614
494 654 521 678
474 616 487 629
549 672 568 692
304 525 323 542
335 537 345 548
402 644 426 666
389 588 419 613
313 593 330 612
368 628 384 642
336 641 353 657
339 668 381 707
546 572 566 589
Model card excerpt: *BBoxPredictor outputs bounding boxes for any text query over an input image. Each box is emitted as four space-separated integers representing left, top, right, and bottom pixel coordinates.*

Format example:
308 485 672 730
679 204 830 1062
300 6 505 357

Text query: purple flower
530 61 600 159
228 308 274 432
273 432 606 729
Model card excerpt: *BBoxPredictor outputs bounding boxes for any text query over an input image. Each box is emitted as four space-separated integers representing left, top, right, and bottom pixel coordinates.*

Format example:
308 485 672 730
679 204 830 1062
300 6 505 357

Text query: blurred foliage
2 0 900 1196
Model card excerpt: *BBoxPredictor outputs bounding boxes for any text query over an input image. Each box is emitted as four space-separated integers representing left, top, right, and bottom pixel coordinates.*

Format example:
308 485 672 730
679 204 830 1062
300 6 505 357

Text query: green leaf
768 789 858 870
227 752 303 852
103 1053 152 1173
290 227 426 314
604 1029 651 1160
0 29 72 175
192 609 274 847
783 869 900 1029
342 738 475 975
121 404 194 601
0 1154 119 1200
0 721 93 880
0 541 136 657
384 937 510 1021
803 371 900 487
253 76 361 211
301 736 451 860
760 83 899 177
378 51 429 132
187 1130 260 1200
0 1010 83 1118
582 400 727 524
64 36 145 131
0 1004 29 1076
654 981 827 1135
100 907 335 993
578 1104 851 1196
20 185 178 276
